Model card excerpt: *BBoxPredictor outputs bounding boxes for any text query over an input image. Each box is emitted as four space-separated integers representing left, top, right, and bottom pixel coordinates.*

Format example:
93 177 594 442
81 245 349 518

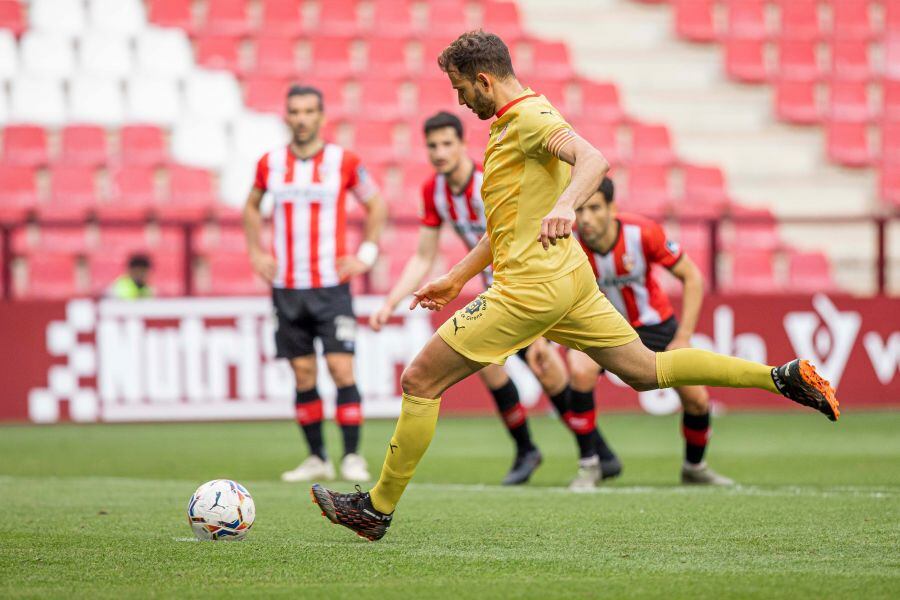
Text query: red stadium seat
120 125 167 167
680 164 728 217
243 76 290 113
530 41 574 82
886 35 900 80
788 250 836 292
259 0 305 36
308 36 356 77
356 77 405 119
368 0 414 38
724 39 768 82
831 40 872 82
573 120 621 166
826 121 872 167
880 121 900 164
18 253 81 299
94 226 156 255
201 253 267 295
317 0 361 36
0 165 38 220
777 40 820 81
101 167 157 219
674 0 716 42
423 1 468 40
158 166 216 220
416 79 457 115
828 81 871 122
879 165 900 206
352 120 403 159
831 0 873 41
884 80 900 121
2 125 49 167
12 227 90 255
623 165 670 217
727 250 779 292
41 166 99 219
726 207 780 251
630 123 675 166
147 0 194 32
778 0 820 41
59 125 108 167
775 80 821 124
481 1 525 44
195 35 241 72
203 0 252 36
0 0 26 36
365 37 410 73
727 1 768 41
251 36 299 77
576 80 625 123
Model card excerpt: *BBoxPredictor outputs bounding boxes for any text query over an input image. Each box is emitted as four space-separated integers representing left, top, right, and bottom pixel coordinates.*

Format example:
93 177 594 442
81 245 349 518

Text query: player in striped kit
529 177 733 487
370 112 545 485
243 85 388 483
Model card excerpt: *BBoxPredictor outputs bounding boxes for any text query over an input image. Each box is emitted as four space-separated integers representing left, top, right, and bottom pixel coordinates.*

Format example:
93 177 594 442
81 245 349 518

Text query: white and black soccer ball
187 479 255 541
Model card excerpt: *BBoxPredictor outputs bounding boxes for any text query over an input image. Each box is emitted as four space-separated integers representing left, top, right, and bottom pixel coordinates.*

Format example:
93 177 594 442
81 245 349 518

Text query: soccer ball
187 479 256 541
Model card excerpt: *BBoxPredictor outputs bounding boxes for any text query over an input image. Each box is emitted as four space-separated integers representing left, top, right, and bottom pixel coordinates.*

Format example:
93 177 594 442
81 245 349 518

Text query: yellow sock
369 393 441 514
656 348 779 394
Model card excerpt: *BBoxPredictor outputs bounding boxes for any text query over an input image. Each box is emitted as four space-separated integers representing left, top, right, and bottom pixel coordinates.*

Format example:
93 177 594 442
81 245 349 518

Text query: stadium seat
727 250 779 292
11 227 90 255
530 41 574 82
317 0 362 36
259 0 305 36
630 123 675 166
880 121 900 165
243 75 290 113
29 0 87 36
250 36 299 77
423 1 468 40
885 82 900 121
366 37 410 73
200 253 267 295
0 0 25 36
78 33 134 79
356 77 405 120
830 0 873 41
19 32 75 79
777 39 820 81
623 165 670 217
184 71 242 122
828 81 871 123
195 35 241 72
195 226 268 254
171 118 230 169
135 28 193 78
724 39 768 83
10 77 66 126
727 0 768 41
87 0 147 36
203 0 252 36
159 166 216 220
726 207 780 251
368 0 414 38
481 1 525 44
308 36 357 77
417 79 457 115
673 0 716 43
886 35 900 80
826 120 872 167
680 164 729 217
787 250 836 292
0 86 8 124
830 40 872 82
102 166 157 219
778 0 820 41
2 125 49 167
879 165 900 206
0 165 38 220
120 125 167 167
0 30 16 82
230 112 288 163
69 77 125 126
146 0 194 33
574 120 621 166
125 76 182 126
774 80 821 124
59 125 108 167
18 253 82 300
94 226 157 255
576 80 625 123
42 165 100 219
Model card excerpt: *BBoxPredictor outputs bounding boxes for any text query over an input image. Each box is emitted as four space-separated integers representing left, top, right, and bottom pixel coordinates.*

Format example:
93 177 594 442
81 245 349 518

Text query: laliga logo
783 295 860 389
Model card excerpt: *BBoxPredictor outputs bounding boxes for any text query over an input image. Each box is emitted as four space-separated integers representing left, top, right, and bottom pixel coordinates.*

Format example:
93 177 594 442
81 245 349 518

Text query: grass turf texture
1 413 898 599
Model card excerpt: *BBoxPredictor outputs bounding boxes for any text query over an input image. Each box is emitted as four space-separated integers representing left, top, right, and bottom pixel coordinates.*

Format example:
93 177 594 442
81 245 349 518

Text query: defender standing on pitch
311 32 839 541
244 85 387 483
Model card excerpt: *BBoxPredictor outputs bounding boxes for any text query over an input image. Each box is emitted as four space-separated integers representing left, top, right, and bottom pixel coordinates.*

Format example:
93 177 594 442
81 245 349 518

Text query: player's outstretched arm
243 186 277 283
410 234 492 312
667 254 705 349
370 227 441 330
538 134 610 250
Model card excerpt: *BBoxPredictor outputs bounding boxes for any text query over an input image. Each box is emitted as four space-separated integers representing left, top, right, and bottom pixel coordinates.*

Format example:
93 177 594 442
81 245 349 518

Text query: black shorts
635 316 678 352
273 284 356 358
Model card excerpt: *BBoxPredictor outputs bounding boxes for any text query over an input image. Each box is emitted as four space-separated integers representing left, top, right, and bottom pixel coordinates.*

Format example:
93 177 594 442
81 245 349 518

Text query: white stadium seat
0 86 8 125
135 27 193 78
125 76 183 126
230 112 287 161
69 77 125 126
10 77 67 126
0 30 17 82
219 157 257 208
78 33 133 79
87 0 146 35
19 32 76 79
30 0 87 36
184 70 242 122
171 118 229 169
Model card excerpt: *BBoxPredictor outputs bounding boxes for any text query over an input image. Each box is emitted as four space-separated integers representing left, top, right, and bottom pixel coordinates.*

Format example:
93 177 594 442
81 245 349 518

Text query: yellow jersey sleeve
517 105 574 159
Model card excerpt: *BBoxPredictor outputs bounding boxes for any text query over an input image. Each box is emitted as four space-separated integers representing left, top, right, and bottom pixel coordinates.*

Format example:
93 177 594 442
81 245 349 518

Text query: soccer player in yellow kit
312 31 840 541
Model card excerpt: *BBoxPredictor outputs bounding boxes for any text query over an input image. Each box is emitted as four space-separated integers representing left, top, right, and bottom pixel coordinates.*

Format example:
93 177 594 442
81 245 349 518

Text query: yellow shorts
437 261 638 365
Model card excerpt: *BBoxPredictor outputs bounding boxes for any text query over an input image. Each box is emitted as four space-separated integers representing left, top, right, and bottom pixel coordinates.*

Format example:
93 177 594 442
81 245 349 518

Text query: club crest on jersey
460 296 488 322
622 254 635 273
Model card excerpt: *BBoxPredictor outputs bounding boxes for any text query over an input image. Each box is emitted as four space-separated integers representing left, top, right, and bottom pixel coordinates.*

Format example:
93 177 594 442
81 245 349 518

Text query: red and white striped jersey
580 213 683 328
254 144 378 289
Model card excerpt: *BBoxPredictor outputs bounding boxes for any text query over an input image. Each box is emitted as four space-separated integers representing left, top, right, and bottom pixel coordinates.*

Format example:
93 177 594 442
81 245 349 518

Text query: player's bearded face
449 70 496 120
575 193 613 246
285 95 324 144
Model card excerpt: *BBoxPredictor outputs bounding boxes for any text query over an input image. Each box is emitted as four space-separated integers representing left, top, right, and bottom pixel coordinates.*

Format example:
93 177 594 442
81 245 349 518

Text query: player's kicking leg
311 332 484 541
480 363 543 485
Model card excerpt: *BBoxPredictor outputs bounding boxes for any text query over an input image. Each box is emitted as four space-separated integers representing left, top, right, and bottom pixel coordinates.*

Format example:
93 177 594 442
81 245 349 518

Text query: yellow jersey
482 88 588 283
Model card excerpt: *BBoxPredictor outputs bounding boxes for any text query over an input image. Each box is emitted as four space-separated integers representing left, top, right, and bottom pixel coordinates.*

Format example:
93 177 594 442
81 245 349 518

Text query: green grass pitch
2 412 899 599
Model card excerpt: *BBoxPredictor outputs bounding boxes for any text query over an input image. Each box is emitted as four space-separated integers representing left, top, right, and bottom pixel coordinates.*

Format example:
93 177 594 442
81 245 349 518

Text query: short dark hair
598 177 615 203
286 84 324 111
128 254 151 269
438 30 515 81
423 111 464 140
